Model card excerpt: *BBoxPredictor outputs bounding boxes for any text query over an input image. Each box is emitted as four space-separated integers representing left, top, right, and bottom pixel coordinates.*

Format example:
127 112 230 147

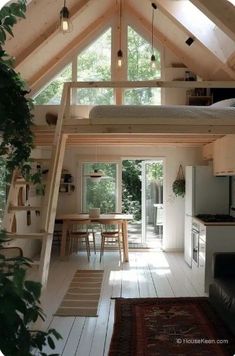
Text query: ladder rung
14 179 33 186
6 232 46 240
9 206 42 212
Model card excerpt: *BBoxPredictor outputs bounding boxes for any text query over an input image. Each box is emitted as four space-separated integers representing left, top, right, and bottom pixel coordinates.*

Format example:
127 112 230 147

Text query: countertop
193 216 235 226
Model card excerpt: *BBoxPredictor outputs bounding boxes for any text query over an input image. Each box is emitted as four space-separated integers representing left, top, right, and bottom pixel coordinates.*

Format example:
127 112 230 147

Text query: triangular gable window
76 28 114 104
125 26 161 105
34 63 72 105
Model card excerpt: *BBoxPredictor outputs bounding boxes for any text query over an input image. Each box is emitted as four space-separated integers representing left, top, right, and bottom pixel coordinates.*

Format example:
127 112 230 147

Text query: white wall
56 145 205 252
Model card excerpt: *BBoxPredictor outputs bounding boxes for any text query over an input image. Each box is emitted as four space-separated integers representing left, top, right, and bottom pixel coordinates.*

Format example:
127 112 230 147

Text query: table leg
60 220 68 259
122 220 129 262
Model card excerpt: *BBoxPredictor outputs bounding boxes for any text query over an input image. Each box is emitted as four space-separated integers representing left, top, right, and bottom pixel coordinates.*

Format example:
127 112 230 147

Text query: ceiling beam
190 0 235 42
15 0 97 68
125 3 212 79
155 0 234 63
29 7 115 93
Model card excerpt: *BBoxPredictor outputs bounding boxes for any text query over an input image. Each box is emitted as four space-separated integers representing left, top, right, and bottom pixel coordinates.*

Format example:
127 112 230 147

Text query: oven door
192 226 199 266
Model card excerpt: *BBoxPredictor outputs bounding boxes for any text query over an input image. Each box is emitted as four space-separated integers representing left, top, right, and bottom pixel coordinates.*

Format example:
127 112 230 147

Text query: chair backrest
68 219 91 233
100 219 122 233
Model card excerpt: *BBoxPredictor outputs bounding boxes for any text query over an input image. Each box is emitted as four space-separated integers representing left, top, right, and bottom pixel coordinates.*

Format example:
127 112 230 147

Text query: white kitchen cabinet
190 220 235 293
213 134 235 175
202 142 213 161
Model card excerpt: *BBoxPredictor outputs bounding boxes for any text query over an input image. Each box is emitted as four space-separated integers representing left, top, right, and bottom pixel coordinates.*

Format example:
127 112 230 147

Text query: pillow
210 98 235 108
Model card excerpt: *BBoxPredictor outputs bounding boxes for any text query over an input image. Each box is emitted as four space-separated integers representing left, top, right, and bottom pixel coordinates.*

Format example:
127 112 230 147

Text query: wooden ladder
2 83 70 287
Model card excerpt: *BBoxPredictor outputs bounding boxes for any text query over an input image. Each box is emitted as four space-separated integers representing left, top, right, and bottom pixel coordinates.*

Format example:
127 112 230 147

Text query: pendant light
60 0 72 33
117 0 123 67
150 3 157 69
89 146 104 183
89 169 104 183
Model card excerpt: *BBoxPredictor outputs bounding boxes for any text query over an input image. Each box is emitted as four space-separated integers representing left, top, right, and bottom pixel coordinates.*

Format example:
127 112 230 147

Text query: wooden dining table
56 213 133 262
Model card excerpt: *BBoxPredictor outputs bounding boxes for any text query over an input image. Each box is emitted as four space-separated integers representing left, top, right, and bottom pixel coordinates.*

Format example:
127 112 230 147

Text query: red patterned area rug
109 297 235 356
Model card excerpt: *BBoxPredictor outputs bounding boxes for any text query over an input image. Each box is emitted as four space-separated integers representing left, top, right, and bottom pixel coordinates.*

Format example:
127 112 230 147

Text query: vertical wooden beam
39 83 69 286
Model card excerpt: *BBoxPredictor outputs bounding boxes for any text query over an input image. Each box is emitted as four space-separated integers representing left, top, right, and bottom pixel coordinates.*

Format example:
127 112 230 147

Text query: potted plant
172 165 185 197
0 0 34 177
0 231 61 356
0 3 62 355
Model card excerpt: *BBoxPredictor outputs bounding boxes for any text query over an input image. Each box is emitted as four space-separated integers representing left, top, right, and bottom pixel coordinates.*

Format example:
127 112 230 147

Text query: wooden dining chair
67 219 91 261
99 219 123 262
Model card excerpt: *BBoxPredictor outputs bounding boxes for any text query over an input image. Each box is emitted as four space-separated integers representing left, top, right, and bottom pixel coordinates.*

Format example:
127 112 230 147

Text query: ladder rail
2 82 71 287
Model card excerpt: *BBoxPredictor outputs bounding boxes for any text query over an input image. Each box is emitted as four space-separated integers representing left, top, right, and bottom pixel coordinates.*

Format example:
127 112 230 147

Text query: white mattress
89 105 235 123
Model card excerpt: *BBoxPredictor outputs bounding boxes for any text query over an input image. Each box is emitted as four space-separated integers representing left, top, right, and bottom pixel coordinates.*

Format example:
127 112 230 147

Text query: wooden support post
38 233 53 287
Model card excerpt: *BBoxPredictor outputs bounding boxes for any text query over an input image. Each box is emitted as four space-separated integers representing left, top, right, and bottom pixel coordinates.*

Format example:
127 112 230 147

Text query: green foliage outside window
34 26 161 105
122 160 142 221
34 63 72 105
83 163 116 213
125 26 161 105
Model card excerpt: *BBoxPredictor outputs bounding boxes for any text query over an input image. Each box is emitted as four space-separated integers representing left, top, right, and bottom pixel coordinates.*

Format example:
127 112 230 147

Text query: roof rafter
155 0 234 63
125 2 210 79
29 6 116 92
190 0 235 42
15 0 97 68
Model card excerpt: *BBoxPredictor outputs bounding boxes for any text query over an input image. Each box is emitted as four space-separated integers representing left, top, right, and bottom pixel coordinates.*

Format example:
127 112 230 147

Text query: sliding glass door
122 159 164 248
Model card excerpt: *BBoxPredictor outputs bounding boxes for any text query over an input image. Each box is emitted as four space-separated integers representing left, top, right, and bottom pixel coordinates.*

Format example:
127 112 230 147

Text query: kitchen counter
193 216 235 226
190 219 235 293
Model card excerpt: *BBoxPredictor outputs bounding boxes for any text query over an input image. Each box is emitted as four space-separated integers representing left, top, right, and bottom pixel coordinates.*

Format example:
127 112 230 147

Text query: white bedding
89 105 235 123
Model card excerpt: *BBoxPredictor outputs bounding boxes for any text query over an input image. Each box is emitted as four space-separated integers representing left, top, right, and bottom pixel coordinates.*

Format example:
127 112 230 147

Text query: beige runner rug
55 270 104 317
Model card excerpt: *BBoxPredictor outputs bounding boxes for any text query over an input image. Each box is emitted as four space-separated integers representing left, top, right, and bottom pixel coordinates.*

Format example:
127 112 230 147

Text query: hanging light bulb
150 3 157 69
117 0 123 67
60 0 72 33
150 54 156 69
117 49 123 67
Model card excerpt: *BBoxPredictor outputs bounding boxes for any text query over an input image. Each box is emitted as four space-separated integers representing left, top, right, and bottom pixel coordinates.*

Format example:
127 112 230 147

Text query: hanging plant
172 165 185 197
0 0 34 177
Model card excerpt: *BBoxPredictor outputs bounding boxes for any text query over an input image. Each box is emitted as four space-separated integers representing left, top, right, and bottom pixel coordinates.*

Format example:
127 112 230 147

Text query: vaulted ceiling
3 0 235 95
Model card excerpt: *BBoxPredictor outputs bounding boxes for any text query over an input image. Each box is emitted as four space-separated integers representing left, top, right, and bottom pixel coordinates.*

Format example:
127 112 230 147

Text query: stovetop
196 214 235 223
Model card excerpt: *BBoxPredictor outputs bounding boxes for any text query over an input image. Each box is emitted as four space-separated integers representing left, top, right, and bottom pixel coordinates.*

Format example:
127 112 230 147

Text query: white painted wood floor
36 250 207 356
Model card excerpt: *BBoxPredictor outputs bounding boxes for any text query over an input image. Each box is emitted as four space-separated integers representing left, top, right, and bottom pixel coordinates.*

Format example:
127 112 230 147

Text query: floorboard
36 250 206 355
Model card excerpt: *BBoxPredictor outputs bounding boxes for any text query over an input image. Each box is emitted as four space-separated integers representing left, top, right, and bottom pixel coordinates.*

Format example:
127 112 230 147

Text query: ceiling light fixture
89 169 104 183
150 3 157 69
117 0 123 67
60 0 72 34
185 37 194 46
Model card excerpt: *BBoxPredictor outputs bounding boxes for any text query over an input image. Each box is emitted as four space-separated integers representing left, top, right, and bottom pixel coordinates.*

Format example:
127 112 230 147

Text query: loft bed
89 104 235 126
34 81 235 146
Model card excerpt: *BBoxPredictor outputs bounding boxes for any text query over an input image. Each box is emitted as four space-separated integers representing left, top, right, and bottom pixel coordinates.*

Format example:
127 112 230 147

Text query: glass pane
82 162 117 213
125 88 161 105
76 28 114 104
145 161 163 247
125 26 161 105
34 63 72 104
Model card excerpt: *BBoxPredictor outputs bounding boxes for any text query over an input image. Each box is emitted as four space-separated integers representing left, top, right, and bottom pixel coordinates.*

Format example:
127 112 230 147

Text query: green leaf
24 280 42 299
47 336 55 350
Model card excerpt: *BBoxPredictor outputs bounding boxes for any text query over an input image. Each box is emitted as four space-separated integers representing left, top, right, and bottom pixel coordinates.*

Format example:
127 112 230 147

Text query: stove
196 214 235 223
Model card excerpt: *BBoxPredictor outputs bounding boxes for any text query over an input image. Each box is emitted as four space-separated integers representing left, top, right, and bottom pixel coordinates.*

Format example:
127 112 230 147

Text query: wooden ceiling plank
190 0 235 42
15 0 97 68
29 7 115 91
125 2 210 79
155 0 234 63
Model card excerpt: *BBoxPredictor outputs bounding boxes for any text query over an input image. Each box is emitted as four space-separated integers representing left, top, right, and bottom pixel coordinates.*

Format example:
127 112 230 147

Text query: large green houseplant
0 2 61 355
0 0 34 176
0 232 61 356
